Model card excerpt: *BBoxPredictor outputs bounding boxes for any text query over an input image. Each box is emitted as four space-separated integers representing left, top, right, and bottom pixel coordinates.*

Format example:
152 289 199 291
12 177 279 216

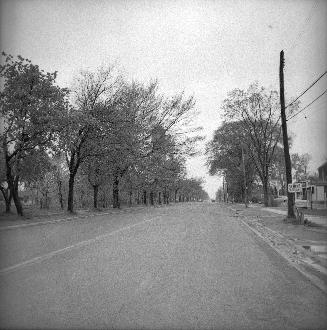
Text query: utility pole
241 145 248 208
279 50 295 218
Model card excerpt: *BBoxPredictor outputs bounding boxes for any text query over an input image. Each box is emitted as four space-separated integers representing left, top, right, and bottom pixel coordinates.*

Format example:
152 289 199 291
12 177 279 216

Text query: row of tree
206 83 312 206
0 53 208 215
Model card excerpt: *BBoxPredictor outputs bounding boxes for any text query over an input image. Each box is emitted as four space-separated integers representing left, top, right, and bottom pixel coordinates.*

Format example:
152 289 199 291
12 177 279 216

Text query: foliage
206 121 256 202
0 53 207 214
291 153 311 182
0 52 69 215
220 83 286 206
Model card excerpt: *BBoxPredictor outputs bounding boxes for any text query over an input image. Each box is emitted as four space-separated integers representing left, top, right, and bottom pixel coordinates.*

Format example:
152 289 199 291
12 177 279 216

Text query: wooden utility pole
279 50 295 218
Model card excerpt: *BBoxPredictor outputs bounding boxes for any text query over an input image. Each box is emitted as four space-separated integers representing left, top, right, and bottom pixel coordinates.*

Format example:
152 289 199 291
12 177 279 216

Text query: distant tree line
0 53 208 215
206 83 312 206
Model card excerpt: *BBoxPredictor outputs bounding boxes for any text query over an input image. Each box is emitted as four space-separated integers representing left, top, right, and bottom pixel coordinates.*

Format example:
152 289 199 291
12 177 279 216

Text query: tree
222 83 286 206
0 52 68 215
81 156 111 209
269 146 287 196
0 147 11 212
206 121 256 203
19 149 56 208
105 81 160 208
291 153 311 182
59 66 122 213
178 177 208 202
104 81 198 208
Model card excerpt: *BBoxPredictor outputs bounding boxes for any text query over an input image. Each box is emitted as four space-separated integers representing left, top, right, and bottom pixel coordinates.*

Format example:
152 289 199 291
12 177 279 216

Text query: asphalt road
0 202 326 329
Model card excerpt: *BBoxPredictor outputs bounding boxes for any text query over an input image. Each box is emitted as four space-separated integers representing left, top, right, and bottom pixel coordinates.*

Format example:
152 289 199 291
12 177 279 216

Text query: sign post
288 183 302 193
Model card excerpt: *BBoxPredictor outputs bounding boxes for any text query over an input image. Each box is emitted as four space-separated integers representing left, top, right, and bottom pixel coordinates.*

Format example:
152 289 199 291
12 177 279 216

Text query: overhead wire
283 1 325 123
286 89 327 121
290 100 327 122
285 70 327 109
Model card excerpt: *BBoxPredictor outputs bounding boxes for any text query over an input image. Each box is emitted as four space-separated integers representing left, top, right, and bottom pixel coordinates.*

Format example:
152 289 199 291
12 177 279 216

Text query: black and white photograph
0 0 327 329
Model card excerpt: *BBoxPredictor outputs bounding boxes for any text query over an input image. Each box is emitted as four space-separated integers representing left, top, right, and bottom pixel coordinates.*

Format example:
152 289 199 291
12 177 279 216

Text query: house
318 161 327 181
293 162 327 207
310 161 327 205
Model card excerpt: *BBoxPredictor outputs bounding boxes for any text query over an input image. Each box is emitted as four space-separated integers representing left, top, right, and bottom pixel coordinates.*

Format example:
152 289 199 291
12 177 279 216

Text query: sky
1 0 326 199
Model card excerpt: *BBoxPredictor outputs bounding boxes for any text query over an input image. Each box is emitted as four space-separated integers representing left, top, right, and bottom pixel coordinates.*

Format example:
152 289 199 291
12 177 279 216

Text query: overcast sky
1 0 326 198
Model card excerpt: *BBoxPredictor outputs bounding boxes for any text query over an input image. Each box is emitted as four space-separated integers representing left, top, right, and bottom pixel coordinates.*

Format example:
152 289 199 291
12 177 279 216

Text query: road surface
0 203 326 329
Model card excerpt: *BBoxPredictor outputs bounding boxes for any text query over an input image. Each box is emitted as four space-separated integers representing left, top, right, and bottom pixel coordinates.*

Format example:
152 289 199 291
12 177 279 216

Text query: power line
285 70 327 109
291 102 327 123
286 89 327 121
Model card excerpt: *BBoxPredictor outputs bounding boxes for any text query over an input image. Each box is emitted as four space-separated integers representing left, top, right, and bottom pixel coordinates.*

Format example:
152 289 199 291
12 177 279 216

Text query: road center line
0 215 162 275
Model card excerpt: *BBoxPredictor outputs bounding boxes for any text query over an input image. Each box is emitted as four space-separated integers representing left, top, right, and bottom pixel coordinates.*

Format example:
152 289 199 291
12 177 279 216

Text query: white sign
288 183 302 193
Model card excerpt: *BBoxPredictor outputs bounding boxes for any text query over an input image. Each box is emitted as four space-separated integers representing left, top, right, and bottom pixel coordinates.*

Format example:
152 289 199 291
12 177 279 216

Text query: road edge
228 206 327 295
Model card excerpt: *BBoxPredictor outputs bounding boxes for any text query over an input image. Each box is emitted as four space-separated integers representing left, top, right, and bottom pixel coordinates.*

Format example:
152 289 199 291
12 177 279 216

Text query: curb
239 217 327 294
228 206 327 294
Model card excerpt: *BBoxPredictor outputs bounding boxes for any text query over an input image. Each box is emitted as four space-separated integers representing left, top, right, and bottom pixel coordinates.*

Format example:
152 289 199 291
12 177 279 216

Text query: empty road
0 202 326 329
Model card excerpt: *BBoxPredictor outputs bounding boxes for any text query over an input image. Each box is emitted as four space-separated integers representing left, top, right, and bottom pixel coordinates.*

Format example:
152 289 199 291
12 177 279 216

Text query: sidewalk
227 203 327 293
263 207 327 228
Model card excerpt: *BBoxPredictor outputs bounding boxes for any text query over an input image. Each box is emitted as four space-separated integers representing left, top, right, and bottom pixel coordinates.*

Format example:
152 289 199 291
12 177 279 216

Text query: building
318 161 327 181
311 161 327 205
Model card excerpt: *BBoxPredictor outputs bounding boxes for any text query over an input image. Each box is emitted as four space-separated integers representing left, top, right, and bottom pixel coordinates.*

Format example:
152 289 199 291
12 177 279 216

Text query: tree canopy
0 52 69 215
207 83 299 206
0 53 206 215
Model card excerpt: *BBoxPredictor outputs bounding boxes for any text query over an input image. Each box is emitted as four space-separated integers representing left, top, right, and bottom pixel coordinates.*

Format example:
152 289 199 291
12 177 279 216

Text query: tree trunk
67 153 80 213
174 189 178 202
0 186 12 212
57 179 64 210
263 179 269 207
67 171 76 213
93 185 99 209
143 190 147 205
6 169 23 216
150 191 154 205
5 192 12 212
158 191 161 204
112 175 120 208
12 177 23 216
163 188 167 204
44 190 49 209
129 191 132 206
12 190 23 215
3 142 23 215
166 191 170 204
11 175 23 215
100 190 106 208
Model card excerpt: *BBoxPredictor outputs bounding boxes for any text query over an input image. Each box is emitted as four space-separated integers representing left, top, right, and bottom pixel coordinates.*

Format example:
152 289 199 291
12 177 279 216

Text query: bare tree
59 66 122 212
222 83 285 206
